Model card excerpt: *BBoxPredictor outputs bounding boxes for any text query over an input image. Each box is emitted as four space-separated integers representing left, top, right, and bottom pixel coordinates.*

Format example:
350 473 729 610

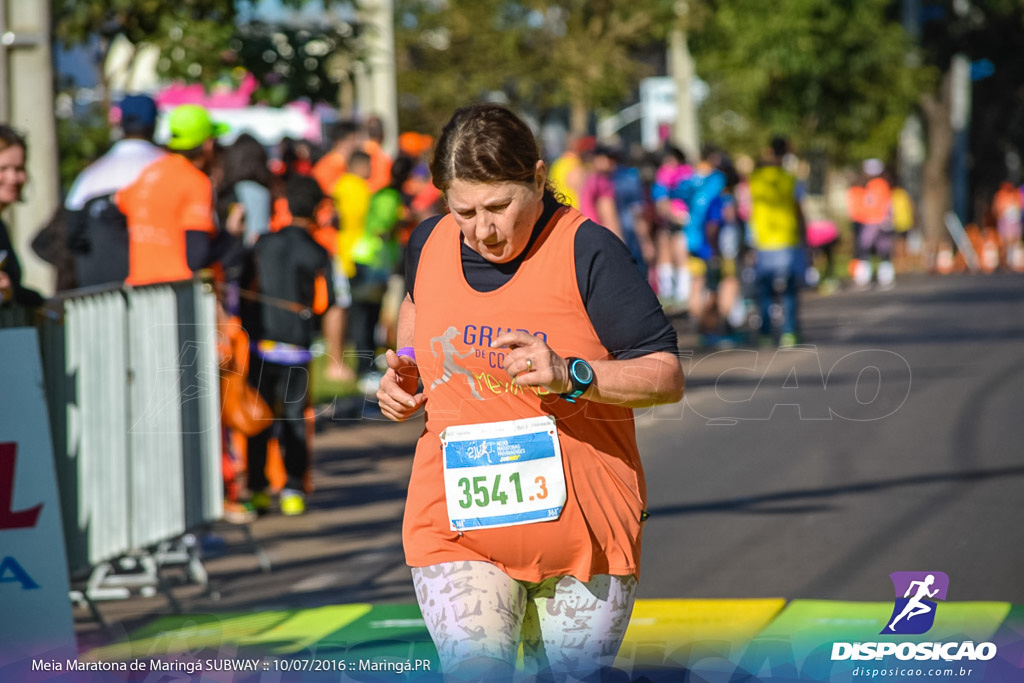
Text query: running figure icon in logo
883 571 949 635
429 326 482 400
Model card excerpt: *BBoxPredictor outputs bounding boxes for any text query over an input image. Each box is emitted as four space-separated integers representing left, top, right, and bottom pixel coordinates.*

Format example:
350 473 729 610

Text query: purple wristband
397 346 416 361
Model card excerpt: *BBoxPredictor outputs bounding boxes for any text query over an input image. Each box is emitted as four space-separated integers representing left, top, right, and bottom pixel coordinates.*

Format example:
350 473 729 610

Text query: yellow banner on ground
84 604 373 662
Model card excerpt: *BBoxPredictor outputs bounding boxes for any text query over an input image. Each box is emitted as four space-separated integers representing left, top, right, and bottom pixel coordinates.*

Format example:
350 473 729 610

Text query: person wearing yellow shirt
548 136 590 209
332 150 372 280
748 137 806 347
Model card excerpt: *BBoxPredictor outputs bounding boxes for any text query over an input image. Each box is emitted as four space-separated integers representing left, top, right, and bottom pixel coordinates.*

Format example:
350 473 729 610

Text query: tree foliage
394 0 674 136
234 20 364 107
394 0 534 135
519 0 676 131
915 0 1024 207
689 0 928 162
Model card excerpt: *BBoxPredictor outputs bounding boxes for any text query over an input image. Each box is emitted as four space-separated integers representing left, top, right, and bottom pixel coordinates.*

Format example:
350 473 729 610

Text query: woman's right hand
377 349 425 421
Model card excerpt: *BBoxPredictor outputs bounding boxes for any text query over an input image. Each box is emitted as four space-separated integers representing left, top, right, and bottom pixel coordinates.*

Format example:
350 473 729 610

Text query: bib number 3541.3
441 415 566 531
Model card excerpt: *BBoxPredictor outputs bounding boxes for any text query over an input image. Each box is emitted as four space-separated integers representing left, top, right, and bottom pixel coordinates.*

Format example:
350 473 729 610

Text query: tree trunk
919 70 955 266
569 95 588 137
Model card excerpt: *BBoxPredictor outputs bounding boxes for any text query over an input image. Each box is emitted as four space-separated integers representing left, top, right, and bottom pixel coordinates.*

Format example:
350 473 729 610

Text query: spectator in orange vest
116 104 244 286
850 159 895 288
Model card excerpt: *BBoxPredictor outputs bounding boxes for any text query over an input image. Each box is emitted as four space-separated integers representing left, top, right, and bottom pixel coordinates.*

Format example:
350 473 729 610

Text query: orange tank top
404 206 646 583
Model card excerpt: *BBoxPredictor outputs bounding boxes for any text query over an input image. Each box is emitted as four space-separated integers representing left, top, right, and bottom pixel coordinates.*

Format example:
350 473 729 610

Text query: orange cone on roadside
936 243 955 274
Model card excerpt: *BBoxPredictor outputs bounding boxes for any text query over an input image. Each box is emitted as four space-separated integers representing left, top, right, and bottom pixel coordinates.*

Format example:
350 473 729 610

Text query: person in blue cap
64 94 167 288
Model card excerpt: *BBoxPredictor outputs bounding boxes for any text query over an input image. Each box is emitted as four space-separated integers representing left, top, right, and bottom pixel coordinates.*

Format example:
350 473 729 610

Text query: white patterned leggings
411 561 638 682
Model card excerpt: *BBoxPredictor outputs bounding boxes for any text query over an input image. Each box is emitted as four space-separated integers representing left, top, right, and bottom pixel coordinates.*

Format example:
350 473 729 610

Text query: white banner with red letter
0 328 76 671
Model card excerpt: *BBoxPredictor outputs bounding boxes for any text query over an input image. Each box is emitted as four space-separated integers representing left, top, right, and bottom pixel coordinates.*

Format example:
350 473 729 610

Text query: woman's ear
534 159 547 192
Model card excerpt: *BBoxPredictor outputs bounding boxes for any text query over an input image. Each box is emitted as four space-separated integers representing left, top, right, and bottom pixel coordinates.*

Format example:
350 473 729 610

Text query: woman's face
447 161 546 264
0 144 27 207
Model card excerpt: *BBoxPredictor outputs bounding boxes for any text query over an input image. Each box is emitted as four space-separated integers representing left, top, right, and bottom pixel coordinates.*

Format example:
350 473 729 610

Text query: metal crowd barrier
2 279 223 602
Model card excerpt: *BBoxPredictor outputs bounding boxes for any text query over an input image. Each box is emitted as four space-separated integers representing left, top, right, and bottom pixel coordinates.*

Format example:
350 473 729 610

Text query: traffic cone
980 227 1000 273
936 244 955 274
1009 242 1024 273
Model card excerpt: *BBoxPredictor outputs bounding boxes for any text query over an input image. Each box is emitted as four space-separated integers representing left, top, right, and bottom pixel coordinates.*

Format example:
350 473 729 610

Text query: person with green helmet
116 104 244 286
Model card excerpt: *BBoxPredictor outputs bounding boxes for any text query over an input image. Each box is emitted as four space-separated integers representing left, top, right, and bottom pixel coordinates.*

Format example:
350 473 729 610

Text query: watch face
571 359 593 384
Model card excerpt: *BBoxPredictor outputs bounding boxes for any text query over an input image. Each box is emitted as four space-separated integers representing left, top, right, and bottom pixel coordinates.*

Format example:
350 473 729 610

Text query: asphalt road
638 271 1024 604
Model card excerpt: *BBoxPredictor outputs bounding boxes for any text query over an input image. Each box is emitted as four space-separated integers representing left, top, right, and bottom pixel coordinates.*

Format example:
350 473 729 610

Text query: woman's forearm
584 352 685 408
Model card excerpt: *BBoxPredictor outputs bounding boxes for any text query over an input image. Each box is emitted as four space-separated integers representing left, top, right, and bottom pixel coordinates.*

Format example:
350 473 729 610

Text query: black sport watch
560 357 594 403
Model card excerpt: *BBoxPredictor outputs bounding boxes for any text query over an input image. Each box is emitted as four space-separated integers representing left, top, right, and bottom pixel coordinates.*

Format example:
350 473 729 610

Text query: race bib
441 415 566 531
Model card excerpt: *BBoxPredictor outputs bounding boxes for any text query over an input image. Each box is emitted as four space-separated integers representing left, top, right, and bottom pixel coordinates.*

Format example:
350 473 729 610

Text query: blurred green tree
394 0 675 136
394 0 531 135
519 0 677 135
393 0 931 164
689 0 928 163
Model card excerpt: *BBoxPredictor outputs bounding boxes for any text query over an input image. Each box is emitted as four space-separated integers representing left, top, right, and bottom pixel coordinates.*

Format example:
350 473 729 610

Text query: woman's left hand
491 331 572 395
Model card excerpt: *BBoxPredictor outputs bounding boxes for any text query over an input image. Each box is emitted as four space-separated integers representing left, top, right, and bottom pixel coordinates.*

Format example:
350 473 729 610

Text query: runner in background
578 144 623 240
703 160 749 345
651 144 693 309
849 159 895 289
748 136 806 347
612 145 656 276
269 138 353 384
666 145 728 340
240 175 338 516
889 178 917 272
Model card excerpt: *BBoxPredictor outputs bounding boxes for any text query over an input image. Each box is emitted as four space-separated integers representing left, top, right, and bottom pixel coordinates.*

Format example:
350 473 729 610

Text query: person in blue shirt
657 145 727 328
609 146 654 277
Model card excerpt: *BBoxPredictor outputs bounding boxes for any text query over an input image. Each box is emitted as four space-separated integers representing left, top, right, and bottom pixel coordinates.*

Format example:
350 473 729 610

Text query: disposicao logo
830 571 998 664
882 571 949 635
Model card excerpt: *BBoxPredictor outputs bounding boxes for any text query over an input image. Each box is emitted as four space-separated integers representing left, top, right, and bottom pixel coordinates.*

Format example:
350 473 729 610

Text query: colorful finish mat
81 599 1024 682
